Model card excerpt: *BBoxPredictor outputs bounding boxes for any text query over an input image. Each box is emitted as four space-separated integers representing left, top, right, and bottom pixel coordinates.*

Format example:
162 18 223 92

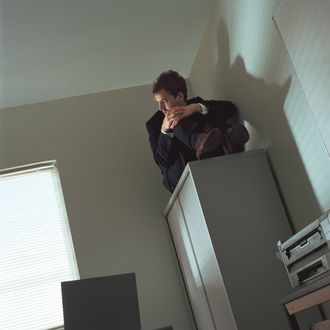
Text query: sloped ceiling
0 0 212 109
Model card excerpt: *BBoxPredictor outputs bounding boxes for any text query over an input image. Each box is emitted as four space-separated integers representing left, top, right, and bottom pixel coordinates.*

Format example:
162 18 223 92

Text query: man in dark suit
146 70 249 192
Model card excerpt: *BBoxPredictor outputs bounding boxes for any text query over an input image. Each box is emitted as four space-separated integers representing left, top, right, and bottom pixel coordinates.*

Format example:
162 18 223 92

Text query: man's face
154 89 184 114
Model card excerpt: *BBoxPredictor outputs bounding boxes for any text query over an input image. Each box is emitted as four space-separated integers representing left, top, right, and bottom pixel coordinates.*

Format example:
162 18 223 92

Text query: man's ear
177 91 184 101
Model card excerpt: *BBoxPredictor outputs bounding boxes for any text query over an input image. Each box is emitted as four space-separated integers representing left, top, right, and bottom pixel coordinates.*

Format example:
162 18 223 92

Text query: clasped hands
161 103 201 132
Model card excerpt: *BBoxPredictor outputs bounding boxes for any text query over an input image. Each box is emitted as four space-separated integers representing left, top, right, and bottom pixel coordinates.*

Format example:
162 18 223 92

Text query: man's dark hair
152 70 187 100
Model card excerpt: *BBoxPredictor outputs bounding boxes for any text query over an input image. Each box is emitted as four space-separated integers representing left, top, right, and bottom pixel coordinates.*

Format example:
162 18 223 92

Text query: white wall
273 0 330 206
189 0 330 231
0 85 194 330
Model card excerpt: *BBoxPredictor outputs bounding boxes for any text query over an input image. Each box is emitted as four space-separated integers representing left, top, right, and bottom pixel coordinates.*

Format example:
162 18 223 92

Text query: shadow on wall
214 19 292 150
213 19 321 231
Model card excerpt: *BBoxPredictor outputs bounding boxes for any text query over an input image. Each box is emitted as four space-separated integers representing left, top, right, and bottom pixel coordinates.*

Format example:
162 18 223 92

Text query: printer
278 210 330 288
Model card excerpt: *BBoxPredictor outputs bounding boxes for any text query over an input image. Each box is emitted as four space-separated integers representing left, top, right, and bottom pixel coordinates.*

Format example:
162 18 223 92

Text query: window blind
0 162 79 330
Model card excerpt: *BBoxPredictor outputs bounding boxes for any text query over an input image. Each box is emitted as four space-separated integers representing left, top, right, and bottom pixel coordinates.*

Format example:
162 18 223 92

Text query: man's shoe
194 128 223 160
226 124 249 153
198 146 225 160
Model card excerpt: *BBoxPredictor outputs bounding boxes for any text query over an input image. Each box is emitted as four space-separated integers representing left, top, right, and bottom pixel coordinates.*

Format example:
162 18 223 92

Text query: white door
178 174 237 330
167 197 215 330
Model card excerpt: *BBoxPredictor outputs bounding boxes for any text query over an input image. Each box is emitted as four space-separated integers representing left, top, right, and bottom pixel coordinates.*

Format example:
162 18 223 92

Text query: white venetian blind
0 162 79 330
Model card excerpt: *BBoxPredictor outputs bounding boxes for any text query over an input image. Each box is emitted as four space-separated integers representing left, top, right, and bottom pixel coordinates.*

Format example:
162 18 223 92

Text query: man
146 70 249 192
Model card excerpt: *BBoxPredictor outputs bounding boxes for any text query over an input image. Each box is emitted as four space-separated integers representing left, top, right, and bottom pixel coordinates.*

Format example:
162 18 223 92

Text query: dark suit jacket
146 97 238 192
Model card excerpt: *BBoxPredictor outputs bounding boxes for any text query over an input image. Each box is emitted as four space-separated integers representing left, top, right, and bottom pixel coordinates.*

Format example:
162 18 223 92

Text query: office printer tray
279 211 330 267
278 211 330 287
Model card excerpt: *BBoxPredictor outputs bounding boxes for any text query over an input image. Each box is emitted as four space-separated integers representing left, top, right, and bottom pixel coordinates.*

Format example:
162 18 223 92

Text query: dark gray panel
61 273 141 330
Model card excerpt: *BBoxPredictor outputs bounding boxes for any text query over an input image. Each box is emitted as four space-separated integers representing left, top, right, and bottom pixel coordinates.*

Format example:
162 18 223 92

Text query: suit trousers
173 113 227 149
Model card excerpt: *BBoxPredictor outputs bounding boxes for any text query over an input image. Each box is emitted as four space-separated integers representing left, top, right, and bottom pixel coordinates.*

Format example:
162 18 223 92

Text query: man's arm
165 102 202 128
190 97 239 124
146 112 177 170
166 97 239 128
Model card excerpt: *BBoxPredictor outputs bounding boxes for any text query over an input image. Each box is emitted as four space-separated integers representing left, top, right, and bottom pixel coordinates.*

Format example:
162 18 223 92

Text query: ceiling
0 0 212 109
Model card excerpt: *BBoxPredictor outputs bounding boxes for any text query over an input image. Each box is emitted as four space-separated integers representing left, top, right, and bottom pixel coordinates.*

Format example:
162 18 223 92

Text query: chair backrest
61 272 141 330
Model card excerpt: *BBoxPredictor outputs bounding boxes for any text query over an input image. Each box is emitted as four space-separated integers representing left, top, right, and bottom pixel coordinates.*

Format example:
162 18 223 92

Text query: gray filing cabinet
164 150 293 330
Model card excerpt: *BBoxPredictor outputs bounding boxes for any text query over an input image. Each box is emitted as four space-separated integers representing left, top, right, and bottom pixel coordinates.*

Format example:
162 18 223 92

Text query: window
0 161 79 330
